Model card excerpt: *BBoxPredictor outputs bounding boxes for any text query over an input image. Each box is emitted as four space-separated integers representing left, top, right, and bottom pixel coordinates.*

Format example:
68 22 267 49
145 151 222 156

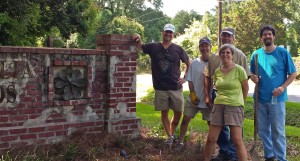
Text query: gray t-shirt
186 58 210 108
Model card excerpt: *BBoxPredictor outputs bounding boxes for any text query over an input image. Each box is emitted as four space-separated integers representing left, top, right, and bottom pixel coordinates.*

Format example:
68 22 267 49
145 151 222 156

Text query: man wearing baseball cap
132 24 190 147
174 36 213 151
204 27 251 161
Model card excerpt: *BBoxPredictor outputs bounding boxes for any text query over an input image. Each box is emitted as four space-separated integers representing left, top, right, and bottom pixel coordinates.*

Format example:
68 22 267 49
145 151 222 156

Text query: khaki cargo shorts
184 100 212 121
154 89 184 112
210 104 244 127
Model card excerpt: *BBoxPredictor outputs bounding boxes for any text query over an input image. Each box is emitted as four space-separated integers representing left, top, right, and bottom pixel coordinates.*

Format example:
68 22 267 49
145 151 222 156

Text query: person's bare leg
230 126 247 161
178 115 192 143
170 111 182 135
161 110 171 136
203 125 222 161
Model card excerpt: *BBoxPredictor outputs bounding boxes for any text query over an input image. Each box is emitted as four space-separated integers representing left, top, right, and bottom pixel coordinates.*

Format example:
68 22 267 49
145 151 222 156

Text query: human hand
190 91 199 105
272 87 285 97
250 75 260 83
205 96 212 108
178 77 186 85
132 34 141 43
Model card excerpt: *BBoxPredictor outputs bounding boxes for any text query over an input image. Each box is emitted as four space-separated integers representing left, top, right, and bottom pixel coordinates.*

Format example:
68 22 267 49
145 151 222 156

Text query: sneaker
174 143 184 151
165 136 174 145
172 135 179 143
265 157 275 161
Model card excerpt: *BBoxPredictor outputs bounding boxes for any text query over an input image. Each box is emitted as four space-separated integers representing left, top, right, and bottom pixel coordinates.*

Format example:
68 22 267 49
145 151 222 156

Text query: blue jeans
257 102 287 161
217 126 238 160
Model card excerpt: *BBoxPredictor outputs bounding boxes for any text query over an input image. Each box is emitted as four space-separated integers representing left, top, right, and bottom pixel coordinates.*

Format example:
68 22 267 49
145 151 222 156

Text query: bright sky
160 0 218 17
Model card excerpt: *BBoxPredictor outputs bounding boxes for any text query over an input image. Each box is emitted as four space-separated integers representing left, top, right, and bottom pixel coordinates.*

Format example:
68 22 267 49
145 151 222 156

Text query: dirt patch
5 127 298 161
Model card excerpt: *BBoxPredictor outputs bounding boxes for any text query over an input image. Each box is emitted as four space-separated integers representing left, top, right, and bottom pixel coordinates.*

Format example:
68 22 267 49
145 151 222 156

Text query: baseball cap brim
222 31 234 35
199 40 211 45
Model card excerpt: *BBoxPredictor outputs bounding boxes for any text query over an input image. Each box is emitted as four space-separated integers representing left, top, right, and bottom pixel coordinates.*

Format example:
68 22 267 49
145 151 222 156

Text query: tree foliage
172 10 202 34
0 0 96 46
174 12 218 59
222 0 300 56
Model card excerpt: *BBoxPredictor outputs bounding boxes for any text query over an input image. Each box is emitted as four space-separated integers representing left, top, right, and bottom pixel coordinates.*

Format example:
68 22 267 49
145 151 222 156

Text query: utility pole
218 0 222 48
218 0 245 48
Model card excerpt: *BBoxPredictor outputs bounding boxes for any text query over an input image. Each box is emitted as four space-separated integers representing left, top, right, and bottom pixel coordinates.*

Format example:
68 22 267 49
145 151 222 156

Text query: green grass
137 89 300 160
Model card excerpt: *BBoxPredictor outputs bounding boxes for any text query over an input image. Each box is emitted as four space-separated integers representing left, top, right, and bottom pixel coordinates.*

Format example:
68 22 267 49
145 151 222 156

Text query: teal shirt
213 64 248 107
250 46 296 103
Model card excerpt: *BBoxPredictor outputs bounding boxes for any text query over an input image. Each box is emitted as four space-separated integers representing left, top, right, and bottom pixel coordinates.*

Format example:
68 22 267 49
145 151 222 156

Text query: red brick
124 93 136 97
55 131 67 136
25 84 38 89
34 139 46 144
117 78 130 82
117 67 130 72
18 47 38 53
122 120 135 124
53 60 63 65
28 127 45 133
18 109 36 115
0 46 18 53
1 135 18 142
120 126 128 130
39 132 55 138
112 121 121 126
129 108 136 112
0 123 12 127
0 110 17 115
48 125 64 131
0 130 8 136
36 48 55 54
20 134 37 140
54 48 71 54
123 130 134 135
0 117 9 122
130 66 136 71
125 62 137 66
22 97 35 102
26 90 41 95
10 115 28 122
130 124 138 129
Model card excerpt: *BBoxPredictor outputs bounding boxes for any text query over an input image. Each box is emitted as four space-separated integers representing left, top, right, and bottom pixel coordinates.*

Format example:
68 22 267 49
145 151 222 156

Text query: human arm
188 81 199 105
178 60 191 85
204 75 213 108
273 72 297 96
241 79 249 102
132 34 143 52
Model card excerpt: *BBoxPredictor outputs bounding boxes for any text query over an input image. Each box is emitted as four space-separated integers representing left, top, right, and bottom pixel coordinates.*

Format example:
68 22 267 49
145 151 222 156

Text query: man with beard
204 27 251 161
133 24 190 146
250 25 296 161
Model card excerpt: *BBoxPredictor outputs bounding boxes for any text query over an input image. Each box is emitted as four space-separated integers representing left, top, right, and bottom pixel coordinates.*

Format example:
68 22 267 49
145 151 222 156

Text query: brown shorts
210 104 244 127
154 89 184 112
184 100 212 121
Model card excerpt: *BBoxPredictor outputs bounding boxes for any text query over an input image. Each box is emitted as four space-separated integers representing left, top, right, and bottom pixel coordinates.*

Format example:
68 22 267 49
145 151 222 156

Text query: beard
263 38 272 46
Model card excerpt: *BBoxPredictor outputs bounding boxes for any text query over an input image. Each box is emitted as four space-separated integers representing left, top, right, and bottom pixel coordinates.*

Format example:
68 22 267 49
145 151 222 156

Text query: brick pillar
96 34 140 137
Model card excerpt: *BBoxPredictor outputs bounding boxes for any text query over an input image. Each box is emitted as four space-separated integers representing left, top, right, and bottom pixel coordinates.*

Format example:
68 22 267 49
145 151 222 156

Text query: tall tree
0 0 96 46
222 0 300 56
172 10 202 34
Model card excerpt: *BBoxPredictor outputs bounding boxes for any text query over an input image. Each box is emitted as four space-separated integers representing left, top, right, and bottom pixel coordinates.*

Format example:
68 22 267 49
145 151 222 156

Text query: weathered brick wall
0 34 140 153
96 35 140 136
